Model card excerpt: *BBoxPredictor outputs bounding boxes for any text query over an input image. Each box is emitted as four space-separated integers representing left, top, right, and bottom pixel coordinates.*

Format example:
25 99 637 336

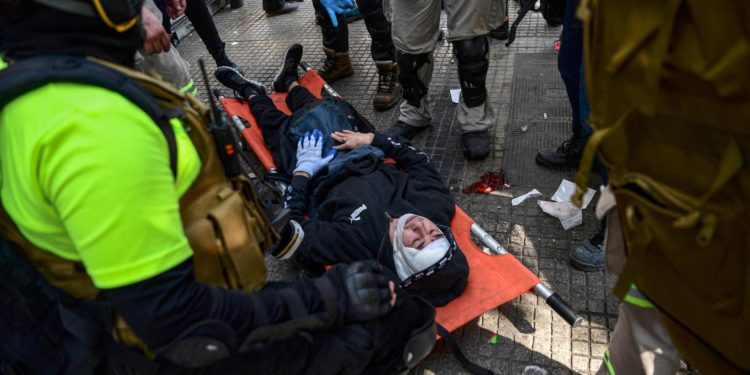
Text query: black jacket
287 134 469 306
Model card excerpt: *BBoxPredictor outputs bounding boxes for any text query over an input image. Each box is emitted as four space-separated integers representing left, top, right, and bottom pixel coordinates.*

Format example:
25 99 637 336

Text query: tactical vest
0 56 278 350
575 1 750 373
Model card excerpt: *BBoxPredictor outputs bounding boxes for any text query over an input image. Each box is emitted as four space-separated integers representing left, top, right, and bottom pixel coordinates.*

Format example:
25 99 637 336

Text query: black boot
214 66 266 99
462 131 491 160
489 17 509 41
535 132 587 168
385 120 429 141
273 44 303 92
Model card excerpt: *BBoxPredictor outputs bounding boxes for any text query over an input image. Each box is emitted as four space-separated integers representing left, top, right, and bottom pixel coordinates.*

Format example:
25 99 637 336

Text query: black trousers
155 0 225 56
248 86 319 172
312 0 395 62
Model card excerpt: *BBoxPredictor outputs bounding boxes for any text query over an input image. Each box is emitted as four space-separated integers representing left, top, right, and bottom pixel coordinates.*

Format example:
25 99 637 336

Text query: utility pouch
572 0 750 365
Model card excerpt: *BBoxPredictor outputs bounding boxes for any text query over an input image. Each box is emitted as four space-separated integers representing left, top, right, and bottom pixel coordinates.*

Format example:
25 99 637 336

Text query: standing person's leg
356 0 401 111
444 0 497 160
313 0 354 82
386 0 441 140
182 0 239 69
137 0 196 95
535 0 587 168
489 0 510 41
593 207 682 375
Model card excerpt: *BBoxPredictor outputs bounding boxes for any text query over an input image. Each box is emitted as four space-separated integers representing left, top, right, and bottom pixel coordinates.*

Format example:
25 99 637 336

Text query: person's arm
332 131 455 222
285 174 373 264
38 91 391 366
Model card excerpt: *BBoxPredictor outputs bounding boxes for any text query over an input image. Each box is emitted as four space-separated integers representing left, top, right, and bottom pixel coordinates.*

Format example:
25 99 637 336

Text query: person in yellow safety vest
0 1 436 373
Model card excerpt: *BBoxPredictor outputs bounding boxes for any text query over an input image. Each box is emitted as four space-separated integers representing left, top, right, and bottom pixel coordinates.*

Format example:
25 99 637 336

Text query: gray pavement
178 2 617 373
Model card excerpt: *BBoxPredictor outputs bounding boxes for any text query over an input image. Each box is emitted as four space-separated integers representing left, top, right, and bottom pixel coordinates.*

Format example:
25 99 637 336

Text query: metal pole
300 61 342 98
471 221 583 327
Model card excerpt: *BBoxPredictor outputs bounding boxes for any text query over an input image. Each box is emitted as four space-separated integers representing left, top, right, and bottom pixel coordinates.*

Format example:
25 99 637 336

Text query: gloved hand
294 129 336 177
332 261 395 323
320 0 355 28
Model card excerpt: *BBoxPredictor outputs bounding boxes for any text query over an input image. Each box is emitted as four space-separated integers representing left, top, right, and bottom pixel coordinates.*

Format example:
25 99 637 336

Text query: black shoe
569 223 605 272
269 220 304 260
462 131 491 160
214 66 266 99
265 2 298 16
489 20 509 41
385 121 429 141
535 132 587 168
273 44 303 93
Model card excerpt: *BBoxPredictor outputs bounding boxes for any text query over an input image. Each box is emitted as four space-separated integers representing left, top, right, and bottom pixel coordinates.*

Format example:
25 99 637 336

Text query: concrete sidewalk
177 2 619 373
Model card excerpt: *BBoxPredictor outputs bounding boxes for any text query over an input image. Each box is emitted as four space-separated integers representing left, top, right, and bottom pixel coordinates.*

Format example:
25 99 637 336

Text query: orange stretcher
214 63 583 334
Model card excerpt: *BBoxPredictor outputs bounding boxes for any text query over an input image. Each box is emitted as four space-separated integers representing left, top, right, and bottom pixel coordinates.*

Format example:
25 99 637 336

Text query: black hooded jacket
287 134 469 306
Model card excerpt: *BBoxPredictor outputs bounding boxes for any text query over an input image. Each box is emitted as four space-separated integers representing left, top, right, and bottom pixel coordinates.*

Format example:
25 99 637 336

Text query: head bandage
391 214 450 280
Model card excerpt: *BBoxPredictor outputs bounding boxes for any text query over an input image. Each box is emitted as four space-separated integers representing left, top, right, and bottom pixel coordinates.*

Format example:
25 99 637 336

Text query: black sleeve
285 175 374 264
370 133 455 223
101 260 345 354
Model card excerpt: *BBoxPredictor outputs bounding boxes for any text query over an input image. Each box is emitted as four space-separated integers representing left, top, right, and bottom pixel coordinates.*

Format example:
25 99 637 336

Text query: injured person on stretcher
215 44 469 306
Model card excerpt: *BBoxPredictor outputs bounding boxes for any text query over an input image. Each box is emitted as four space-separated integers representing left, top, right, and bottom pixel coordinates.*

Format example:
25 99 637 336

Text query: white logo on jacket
349 204 367 223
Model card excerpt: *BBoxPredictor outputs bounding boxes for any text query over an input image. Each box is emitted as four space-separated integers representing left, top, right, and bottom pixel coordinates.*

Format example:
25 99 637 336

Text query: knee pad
452 36 489 107
396 52 430 107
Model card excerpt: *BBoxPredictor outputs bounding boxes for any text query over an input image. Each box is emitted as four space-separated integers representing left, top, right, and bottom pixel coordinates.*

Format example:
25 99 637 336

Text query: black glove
331 260 393 323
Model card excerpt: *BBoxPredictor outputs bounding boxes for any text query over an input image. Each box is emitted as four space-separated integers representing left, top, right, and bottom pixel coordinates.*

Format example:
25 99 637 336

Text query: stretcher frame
214 62 583 332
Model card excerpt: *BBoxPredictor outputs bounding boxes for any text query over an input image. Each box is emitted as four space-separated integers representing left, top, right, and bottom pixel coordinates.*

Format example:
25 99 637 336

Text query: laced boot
319 47 354 82
535 132 587 168
569 219 606 272
373 61 402 111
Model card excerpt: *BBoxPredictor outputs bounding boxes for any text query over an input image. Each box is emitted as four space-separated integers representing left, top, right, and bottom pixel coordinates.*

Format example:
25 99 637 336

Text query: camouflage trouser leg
595 196 682 375
135 0 196 95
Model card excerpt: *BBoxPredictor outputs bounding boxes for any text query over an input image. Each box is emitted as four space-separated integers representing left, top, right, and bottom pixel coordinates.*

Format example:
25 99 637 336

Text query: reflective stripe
623 283 654 308
603 348 616 375
179 79 195 94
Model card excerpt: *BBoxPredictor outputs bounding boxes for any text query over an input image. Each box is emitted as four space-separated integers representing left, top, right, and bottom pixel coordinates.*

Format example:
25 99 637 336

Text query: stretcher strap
436 324 495 375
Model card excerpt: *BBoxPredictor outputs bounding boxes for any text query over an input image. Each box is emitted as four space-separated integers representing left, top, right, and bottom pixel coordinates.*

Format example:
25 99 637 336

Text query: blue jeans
557 0 592 137
558 0 607 182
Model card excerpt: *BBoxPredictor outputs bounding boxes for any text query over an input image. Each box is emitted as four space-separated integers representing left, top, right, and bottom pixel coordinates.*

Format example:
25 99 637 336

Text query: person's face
389 215 443 250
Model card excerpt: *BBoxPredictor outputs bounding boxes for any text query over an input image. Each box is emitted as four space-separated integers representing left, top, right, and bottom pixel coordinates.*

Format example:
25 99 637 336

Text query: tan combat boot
319 47 354 82
373 61 402 111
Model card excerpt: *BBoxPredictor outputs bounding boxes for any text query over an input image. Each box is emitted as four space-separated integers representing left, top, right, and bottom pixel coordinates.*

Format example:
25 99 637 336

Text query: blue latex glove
294 129 337 177
320 0 355 28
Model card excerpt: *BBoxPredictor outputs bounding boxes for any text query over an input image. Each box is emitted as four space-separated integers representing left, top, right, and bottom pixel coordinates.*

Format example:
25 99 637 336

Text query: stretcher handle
470 215 583 327
535 284 583 327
